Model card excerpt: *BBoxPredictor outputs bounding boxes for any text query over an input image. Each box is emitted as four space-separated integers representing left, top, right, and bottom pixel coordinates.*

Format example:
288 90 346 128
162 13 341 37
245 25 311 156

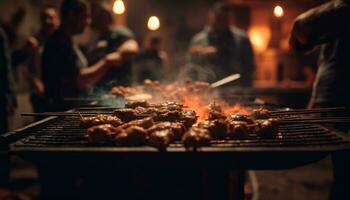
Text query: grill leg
206 169 245 200
38 166 76 200
0 152 9 187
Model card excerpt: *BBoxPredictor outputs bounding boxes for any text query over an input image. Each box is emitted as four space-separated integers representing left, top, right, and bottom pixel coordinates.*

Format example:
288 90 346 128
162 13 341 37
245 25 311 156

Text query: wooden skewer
21 112 113 117
21 112 153 117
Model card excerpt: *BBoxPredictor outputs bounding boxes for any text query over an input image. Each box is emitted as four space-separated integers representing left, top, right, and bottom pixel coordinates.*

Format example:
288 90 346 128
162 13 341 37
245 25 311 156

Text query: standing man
187 2 254 86
86 3 139 88
28 5 60 115
289 1 350 199
0 27 16 134
42 0 122 111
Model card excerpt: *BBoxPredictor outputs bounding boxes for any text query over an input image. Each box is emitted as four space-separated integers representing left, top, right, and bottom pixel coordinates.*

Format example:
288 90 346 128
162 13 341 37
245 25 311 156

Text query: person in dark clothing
42 0 122 111
27 6 60 116
187 2 254 86
0 26 16 189
290 1 350 199
133 34 168 83
86 3 139 88
0 27 16 134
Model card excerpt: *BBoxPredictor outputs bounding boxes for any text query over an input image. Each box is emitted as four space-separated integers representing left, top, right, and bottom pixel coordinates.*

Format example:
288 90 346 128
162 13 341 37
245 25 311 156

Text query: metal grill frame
4 113 350 170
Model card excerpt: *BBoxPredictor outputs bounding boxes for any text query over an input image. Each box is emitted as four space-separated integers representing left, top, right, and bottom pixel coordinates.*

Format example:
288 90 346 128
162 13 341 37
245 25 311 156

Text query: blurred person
86 3 139 88
187 2 254 86
0 26 16 192
289 0 350 199
42 0 122 111
133 33 168 83
27 6 60 116
0 27 16 134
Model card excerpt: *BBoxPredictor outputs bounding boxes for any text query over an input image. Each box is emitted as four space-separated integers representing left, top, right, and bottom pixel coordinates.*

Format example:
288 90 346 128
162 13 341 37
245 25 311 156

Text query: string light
273 5 284 18
147 16 160 31
113 0 125 15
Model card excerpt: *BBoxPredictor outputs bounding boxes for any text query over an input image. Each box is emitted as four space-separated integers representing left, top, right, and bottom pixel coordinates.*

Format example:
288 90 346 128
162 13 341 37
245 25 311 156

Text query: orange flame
182 91 252 122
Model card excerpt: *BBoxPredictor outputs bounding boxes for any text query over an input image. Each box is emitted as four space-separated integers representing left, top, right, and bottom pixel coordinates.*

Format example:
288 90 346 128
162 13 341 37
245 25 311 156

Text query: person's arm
77 52 122 89
290 0 350 52
117 39 139 60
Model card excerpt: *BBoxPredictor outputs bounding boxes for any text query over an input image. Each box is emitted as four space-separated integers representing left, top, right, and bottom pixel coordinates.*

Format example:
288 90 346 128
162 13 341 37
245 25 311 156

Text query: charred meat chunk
86 124 121 145
125 101 150 108
227 114 255 124
198 120 227 140
148 129 174 150
154 110 182 122
153 102 184 111
252 108 271 119
182 127 212 149
208 102 226 120
113 108 149 122
80 114 122 128
115 126 148 146
148 122 186 141
227 121 250 140
180 110 198 128
120 117 155 129
255 118 280 139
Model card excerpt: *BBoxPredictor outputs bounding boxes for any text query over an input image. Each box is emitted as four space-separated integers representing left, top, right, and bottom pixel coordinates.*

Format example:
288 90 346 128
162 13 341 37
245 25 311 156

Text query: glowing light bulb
147 16 160 31
113 0 125 15
273 5 284 18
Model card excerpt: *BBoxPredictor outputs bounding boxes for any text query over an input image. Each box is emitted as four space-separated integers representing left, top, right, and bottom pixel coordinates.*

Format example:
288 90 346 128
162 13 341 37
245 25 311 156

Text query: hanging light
273 5 284 18
147 16 160 31
113 0 125 15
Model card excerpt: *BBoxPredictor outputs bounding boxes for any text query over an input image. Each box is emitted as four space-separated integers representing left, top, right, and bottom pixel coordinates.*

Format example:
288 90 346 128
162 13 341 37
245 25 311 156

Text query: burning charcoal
255 119 280 139
227 121 250 140
86 124 121 145
227 114 255 124
148 129 174 151
80 114 123 128
182 127 212 149
252 108 271 119
180 110 198 128
125 101 150 108
198 120 227 140
120 117 155 129
115 126 148 146
148 122 186 141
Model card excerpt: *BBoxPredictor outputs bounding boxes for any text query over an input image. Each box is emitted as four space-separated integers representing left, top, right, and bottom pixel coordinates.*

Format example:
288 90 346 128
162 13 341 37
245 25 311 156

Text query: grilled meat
115 126 148 146
113 108 150 122
86 124 121 144
227 121 250 140
182 127 212 148
255 118 280 139
207 102 226 120
180 110 198 128
125 101 150 108
198 120 227 140
227 114 255 124
120 117 155 129
252 108 271 119
80 114 122 128
148 129 174 150
148 122 186 141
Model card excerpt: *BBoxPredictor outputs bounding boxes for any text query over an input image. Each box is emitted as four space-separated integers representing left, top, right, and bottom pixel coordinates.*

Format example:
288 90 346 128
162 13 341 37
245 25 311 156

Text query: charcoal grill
2 107 350 200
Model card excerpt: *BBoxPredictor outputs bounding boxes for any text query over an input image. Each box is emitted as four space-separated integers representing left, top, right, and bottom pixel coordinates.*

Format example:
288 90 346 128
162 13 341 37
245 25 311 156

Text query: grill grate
12 116 347 149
